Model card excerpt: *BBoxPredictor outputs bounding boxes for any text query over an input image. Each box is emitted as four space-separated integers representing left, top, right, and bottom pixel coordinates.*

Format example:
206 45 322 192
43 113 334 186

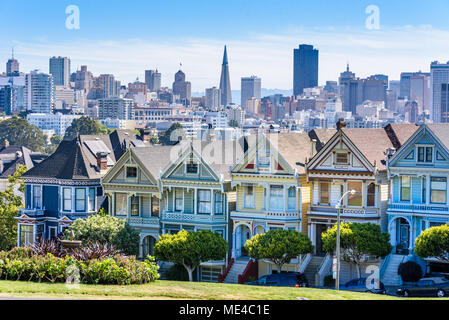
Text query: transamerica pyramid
219 45 232 106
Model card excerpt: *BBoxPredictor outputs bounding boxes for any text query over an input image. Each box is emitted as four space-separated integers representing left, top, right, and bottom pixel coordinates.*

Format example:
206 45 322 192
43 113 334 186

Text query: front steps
303 256 324 286
381 254 408 286
223 259 249 284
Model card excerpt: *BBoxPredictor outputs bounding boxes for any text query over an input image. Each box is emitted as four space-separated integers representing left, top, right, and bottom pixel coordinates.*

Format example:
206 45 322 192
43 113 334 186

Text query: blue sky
2 0 449 91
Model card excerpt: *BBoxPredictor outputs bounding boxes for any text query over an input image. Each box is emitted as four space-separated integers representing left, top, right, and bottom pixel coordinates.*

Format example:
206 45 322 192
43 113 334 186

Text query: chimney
96 152 108 172
336 118 347 130
2 139 9 148
311 139 317 156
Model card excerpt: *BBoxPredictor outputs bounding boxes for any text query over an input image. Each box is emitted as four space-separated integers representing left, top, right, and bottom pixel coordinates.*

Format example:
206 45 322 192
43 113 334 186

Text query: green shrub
165 264 189 281
64 215 139 255
0 248 159 285
324 275 335 287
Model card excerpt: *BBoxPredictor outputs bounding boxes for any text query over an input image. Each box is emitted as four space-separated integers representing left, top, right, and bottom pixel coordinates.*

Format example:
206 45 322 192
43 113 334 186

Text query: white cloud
5 25 449 92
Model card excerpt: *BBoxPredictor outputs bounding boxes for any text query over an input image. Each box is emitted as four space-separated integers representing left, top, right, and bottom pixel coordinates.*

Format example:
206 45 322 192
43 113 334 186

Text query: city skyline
2 1 449 92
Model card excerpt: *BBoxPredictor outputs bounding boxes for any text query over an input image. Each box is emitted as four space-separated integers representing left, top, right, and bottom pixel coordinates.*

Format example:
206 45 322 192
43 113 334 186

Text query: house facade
387 124 449 255
305 124 417 255
229 133 323 275
16 130 143 246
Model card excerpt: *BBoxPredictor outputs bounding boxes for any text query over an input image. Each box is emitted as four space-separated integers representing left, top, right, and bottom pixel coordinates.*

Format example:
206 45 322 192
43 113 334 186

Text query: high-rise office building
49 57 71 87
363 76 387 102
96 74 121 99
219 46 232 106
25 70 55 114
293 44 319 97
172 70 191 105
241 76 261 108
145 70 162 92
205 87 221 109
6 49 19 76
0 76 25 115
98 97 133 120
75 66 93 91
431 61 449 123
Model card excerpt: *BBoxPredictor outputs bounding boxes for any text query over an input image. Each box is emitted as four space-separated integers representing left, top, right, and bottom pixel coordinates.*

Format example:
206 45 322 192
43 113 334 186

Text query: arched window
367 183 376 207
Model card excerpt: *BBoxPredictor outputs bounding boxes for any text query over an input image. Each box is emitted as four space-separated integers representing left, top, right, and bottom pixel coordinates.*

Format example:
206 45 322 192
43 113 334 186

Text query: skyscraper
219 46 232 106
145 70 162 92
241 76 261 108
205 87 221 109
431 61 449 123
49 56 71 87
25 70 55 114
172 69 191 105
293 44 319 97
6 49 19 76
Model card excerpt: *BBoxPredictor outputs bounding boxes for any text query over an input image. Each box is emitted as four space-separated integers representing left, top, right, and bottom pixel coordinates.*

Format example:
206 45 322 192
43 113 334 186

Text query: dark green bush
165 264 189 281
324 275 335 287
398 261 423 282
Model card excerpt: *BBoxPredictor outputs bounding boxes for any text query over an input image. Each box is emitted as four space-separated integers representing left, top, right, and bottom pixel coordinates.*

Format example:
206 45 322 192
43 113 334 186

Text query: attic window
335 152 349 165
126 166 137 178
437 151 446 161
186 162 198 174
405 150 415 160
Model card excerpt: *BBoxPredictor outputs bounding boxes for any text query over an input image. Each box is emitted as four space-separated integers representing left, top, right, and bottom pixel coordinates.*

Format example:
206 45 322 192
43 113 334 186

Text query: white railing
128 216 160 226
18 208 45 216
299 254 312 273
161 211 227 223
316 254 332 287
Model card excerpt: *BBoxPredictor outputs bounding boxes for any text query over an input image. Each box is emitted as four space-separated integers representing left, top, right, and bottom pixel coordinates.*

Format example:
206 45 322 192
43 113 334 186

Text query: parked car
397 277 449 297
334 278 386 294
245 273 309 287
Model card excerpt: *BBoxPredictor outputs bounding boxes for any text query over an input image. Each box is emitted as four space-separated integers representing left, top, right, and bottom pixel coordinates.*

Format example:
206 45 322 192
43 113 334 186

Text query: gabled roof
265 132 319 174
23 130 142 181
0 145 47 178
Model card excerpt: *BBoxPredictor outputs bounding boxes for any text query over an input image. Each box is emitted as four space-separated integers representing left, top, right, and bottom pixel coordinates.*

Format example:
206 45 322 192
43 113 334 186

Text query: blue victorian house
382 124 449 284
16 130 143 246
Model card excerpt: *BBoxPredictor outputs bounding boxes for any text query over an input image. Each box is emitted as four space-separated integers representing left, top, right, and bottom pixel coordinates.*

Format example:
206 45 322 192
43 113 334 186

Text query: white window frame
32 185 42 209
198 189 212 214
243 185 255 209
185 161 199 175
125 165 138 180
62 187 72 212
269 185 284 211
75 188 86 212
174 188 184 212
287 186 297 211
416 145 434 164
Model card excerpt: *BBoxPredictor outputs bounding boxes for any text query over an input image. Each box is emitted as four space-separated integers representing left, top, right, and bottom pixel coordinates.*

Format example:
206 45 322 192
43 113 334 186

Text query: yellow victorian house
224 132 329 281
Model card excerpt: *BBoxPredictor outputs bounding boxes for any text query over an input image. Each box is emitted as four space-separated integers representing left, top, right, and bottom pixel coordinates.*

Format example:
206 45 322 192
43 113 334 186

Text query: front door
397 218 410 254
315 224 328 256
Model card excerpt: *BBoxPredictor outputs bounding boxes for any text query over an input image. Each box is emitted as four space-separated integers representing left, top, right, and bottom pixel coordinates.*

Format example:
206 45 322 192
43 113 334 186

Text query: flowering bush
0 248 159 285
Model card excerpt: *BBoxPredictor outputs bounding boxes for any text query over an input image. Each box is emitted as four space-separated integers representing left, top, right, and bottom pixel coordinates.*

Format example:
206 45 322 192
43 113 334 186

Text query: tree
64 215 139 255
0 165 27 251
153 229 228 282
229 119 240 128
44 135 63 154
149 136 159 145
0 118 46 152
415 225 449 261
64 116 107 140
159 123 185 146
398 261 423 282
244 229 313 273
322 223 392 278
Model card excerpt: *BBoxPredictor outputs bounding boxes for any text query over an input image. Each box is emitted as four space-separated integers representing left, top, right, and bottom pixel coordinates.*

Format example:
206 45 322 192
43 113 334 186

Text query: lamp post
335 189 356 291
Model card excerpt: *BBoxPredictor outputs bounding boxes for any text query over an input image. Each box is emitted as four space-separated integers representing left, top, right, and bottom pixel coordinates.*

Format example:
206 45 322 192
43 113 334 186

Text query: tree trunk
356 263 361 279
183 264 194 282
277 263 283 273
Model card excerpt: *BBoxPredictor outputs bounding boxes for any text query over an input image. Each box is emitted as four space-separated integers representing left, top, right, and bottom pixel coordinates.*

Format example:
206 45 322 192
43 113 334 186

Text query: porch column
194 188 198 214
409 218 415 253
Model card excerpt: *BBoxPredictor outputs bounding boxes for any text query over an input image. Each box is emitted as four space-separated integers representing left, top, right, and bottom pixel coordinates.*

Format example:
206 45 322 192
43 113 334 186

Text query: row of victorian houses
13 122 449 284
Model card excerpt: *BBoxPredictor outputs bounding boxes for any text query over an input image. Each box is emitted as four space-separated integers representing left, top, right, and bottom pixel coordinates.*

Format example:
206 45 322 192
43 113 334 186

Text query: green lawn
0 280 409 300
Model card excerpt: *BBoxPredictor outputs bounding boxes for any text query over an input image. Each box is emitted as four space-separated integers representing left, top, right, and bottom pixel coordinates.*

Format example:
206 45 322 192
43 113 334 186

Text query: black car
245 273 309 287
333 278 386 294
397 277 449 297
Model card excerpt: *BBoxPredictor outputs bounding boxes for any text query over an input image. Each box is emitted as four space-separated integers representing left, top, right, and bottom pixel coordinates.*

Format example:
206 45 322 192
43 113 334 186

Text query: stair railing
218 258 234 283
298 253 312 273
379 254 391 281
315 254 332 287
238 259 258 284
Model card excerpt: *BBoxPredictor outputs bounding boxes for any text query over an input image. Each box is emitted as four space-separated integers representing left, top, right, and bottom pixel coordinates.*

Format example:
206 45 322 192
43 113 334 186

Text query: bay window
348 181 363 207
33 185 42 209
198 189 211 214
131 196 139 216
367 183 376 207
244 185 255 208
175 189 183 212
63 187 72 211
19 225 34 247
431 177 447 204
214 193 223 215
269 185 284 211
400 177 411 202
115 193 127 216
75 188 86 212
319 182 330 205
288 186 296 210
88 188 96 212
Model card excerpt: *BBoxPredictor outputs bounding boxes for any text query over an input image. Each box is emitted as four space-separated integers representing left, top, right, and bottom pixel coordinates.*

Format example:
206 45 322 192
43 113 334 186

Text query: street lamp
335 189 356 291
